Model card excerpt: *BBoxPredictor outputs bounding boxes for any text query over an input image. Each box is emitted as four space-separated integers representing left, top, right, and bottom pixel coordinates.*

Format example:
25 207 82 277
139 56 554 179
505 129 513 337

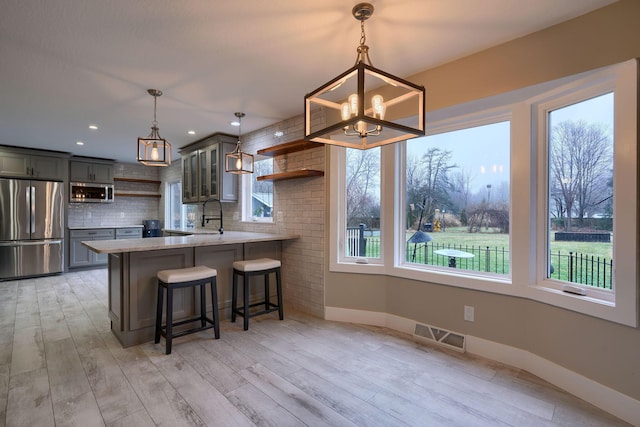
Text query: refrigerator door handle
30 185 36 234
0 240 62 247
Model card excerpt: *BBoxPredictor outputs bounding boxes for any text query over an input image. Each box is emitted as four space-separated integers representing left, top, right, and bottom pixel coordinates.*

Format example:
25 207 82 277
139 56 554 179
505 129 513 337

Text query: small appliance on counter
142 220 161 237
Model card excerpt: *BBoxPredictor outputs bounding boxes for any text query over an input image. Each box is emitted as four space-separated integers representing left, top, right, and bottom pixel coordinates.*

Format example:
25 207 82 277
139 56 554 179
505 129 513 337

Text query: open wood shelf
257 169 324 182
114 192 161 198
257 139 323 157
113 177 161 185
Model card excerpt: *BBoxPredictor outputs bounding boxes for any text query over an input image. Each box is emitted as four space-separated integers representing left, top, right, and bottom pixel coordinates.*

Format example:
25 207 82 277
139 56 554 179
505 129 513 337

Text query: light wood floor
0 269 629 426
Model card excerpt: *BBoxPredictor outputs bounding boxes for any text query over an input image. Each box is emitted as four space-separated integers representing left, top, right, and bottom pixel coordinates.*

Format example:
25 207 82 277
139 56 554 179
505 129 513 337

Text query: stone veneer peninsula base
83 231 298 347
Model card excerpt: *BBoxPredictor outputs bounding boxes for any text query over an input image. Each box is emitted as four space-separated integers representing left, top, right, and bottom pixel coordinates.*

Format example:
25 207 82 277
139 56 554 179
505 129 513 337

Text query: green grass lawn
362 227 613 287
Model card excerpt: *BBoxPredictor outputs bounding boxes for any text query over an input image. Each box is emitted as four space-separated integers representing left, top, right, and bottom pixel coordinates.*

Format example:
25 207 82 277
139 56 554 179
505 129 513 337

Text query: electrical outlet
120 212 125 218
87 211 91 219
233 212 239 220
277 211 284 222
464 306 475 322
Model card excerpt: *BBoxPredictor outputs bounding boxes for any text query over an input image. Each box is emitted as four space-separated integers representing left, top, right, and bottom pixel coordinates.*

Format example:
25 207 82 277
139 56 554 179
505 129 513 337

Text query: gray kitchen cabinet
69 228 115 268
115 227 143 239
0 147 67 180
70 160 114 183
180 133 238 204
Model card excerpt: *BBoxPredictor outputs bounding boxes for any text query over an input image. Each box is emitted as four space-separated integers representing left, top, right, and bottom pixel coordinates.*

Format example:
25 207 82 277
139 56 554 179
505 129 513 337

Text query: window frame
241 157 274 224
525 60 637 326
329 145 386 274
328 59 637 327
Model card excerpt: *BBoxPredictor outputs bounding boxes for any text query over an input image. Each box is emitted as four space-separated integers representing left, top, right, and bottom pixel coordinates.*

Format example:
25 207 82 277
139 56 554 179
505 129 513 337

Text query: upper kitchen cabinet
70 158 114 183
180 133 238 203
0 146 68 180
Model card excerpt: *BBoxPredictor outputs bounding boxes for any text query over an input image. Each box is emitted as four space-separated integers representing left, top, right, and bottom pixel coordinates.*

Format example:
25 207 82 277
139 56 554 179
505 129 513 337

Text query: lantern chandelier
137 89 172 166
304 3 425 149
225 112 254 174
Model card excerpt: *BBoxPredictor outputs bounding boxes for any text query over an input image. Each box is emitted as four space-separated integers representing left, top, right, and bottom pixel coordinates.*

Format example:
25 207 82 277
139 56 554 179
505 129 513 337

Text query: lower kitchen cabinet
69 229 115 268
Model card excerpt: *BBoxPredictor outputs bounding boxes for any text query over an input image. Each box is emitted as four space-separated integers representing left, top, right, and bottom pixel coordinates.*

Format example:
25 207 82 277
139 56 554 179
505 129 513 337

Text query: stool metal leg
211 277 220 339
243 275 250 331
200 282 206 328
155 282 163 344
166 285 173 355
276 268 283 320
264 272 270 311
231 271 238 323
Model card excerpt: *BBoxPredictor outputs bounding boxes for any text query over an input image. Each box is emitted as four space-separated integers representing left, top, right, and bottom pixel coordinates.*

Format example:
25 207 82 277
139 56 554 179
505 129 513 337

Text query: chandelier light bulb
341 102 351 120
349 94 358 115
235 157 242 170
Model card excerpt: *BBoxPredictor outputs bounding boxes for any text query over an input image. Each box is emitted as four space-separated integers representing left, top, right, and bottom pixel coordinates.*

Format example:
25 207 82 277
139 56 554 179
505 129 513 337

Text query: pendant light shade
225 112 254 174
304 3 425 149
137 89 172 166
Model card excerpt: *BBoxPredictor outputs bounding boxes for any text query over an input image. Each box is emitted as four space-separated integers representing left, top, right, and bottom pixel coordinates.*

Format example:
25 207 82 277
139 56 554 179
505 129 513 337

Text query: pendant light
304 3 425 149
225 112 254 174
137 89 172 166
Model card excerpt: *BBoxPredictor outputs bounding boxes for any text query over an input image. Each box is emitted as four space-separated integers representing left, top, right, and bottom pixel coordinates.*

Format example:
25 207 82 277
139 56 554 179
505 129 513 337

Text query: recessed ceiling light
274 130 284 138
88 125 98 130
230 120 240 127
76 141 85 146
187 130 196 135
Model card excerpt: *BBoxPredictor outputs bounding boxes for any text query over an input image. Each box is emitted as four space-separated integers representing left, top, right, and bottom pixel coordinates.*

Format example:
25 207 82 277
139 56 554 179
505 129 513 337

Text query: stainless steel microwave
70 182 114 203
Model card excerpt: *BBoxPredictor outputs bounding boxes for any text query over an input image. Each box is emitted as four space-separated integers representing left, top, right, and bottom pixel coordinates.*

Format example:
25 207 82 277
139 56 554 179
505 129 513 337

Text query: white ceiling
0 0 618 164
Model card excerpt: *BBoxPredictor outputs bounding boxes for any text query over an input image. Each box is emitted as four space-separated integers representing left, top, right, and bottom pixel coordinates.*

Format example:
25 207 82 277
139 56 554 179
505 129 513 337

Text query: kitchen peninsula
83 231 298 347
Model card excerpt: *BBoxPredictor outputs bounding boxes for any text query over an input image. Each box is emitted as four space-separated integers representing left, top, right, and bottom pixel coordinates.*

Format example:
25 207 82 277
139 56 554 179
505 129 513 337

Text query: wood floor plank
240 363 358 427
5 368 54 427
44 337 93 404
226 382 304 427
153 354 254 426
285 367 408 427
0 271 631 427
10 325 45 376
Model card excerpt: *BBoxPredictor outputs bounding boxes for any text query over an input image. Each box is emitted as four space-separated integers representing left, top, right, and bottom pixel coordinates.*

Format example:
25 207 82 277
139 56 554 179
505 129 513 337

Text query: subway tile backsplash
67 163 161 228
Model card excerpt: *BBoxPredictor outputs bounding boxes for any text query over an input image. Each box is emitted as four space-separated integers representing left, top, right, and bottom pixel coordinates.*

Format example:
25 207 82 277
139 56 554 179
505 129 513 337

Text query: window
404 121 510 277
529 59 637 325
243 157 273 222
546 94 613 290
328 59 637 325
345 147 381 259
329 145 385 273
165 181 197 229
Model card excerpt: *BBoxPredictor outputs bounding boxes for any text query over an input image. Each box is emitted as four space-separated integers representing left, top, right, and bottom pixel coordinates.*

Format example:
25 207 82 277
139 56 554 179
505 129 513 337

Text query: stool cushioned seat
232 258 281 272
158 265 217 283
231 258 283 330
155 265 220 354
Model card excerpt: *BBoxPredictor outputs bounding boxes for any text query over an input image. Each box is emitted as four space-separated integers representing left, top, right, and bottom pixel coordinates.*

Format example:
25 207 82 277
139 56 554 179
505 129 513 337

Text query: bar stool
155 265 220 354
231 258 283 330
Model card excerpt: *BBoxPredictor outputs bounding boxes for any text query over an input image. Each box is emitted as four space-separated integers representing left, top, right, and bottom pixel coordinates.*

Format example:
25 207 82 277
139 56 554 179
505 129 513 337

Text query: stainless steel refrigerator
0 178 64 279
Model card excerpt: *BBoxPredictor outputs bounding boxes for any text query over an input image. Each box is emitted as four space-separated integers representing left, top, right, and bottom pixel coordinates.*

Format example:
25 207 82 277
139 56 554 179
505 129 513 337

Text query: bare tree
346 148 380 227
421 148 456 222
405 148 456 229
450 168 476 212
550 120 612 229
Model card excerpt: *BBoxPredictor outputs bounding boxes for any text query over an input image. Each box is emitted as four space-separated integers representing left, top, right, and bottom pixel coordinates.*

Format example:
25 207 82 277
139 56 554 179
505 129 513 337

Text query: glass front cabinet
180 133 238 204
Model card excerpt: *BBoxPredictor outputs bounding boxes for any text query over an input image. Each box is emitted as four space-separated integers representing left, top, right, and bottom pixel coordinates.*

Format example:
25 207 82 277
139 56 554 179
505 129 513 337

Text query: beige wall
326 0 640 401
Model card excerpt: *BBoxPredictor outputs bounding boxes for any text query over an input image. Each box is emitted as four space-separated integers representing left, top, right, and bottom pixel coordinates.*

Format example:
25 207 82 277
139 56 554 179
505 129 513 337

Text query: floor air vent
413 322 466 352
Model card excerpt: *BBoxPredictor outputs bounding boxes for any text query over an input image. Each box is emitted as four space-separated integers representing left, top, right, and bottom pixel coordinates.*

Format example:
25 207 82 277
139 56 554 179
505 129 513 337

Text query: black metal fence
406 242 509 274
346 228 612 289
549 251 612 289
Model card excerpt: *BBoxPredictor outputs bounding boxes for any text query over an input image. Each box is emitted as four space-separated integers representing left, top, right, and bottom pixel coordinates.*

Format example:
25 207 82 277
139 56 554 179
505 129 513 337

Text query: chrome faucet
201 198 224 234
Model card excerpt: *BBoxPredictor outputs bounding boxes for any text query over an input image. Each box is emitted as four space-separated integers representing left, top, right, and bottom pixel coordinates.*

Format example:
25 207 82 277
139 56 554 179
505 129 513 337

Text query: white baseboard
324 306 640 426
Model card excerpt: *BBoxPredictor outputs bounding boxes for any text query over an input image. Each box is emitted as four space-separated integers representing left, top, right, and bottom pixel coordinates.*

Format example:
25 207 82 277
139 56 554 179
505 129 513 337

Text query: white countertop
82 231 299 254
68 225 144 230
